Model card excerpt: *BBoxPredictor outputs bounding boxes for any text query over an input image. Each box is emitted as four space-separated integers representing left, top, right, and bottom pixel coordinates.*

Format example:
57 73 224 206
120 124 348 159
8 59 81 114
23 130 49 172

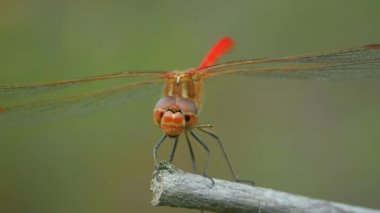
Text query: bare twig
151 161 380 213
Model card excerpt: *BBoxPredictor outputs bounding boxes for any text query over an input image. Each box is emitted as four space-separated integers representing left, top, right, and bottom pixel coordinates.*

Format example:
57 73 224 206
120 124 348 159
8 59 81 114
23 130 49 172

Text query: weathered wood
151 161 380 213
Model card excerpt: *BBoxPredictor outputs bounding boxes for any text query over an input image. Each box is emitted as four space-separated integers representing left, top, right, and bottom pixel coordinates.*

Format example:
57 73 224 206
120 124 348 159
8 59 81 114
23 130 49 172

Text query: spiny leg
168 136 179 163
185 131 197 173
197 127 255 185
153 134 168 169
190 130 215 187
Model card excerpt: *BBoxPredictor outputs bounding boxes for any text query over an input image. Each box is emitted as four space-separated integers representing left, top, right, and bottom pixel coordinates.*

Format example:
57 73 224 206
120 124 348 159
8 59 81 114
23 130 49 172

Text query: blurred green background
1 0 380 212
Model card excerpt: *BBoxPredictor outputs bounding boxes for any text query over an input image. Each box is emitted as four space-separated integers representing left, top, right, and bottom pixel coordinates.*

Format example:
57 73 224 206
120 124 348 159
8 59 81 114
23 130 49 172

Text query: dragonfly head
153 96 198 137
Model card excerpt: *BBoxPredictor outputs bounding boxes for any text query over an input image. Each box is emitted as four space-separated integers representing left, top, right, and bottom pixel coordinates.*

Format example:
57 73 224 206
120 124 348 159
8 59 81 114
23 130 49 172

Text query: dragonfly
1 37 380 184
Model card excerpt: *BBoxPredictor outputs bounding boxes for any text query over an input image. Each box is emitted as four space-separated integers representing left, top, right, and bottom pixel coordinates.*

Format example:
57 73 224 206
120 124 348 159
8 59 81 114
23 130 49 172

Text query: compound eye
176 98 198 115
184 114 197 126
154 96 176 110
153 110 164 126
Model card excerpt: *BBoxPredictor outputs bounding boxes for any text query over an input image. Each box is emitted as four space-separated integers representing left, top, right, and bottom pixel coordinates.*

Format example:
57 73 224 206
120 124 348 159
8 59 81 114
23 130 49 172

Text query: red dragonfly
1 37 379 183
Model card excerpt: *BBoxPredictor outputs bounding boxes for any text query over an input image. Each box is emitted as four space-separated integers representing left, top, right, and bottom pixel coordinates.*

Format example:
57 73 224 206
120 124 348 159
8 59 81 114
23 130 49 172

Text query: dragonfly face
153 96 198 137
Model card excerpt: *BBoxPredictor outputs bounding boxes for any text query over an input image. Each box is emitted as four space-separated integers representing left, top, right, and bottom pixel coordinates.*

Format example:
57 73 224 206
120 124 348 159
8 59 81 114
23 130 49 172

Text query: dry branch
150 161 380 213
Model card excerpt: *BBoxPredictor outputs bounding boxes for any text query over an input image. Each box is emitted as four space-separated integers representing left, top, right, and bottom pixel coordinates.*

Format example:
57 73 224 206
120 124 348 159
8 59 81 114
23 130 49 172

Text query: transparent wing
203 44 380 80
0 80 161 127
0 71 164 99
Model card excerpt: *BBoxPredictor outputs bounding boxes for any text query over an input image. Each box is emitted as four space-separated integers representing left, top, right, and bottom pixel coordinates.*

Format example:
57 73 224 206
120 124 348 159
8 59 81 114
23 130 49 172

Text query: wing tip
363 44 380 49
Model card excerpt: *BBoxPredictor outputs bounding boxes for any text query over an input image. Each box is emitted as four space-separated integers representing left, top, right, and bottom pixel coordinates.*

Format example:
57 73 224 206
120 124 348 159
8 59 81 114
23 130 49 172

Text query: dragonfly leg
185 131 197 173
168 136 179 163
153 134 168 169
196 127 255 186
190 130 215 187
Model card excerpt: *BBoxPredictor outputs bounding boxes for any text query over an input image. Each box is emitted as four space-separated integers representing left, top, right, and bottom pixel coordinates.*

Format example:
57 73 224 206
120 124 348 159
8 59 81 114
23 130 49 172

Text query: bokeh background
1 1 380 212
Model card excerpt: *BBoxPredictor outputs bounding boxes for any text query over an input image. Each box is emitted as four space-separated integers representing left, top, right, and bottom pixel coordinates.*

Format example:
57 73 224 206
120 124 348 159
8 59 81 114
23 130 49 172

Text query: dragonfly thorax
163 70 205 110
153 96 198 137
